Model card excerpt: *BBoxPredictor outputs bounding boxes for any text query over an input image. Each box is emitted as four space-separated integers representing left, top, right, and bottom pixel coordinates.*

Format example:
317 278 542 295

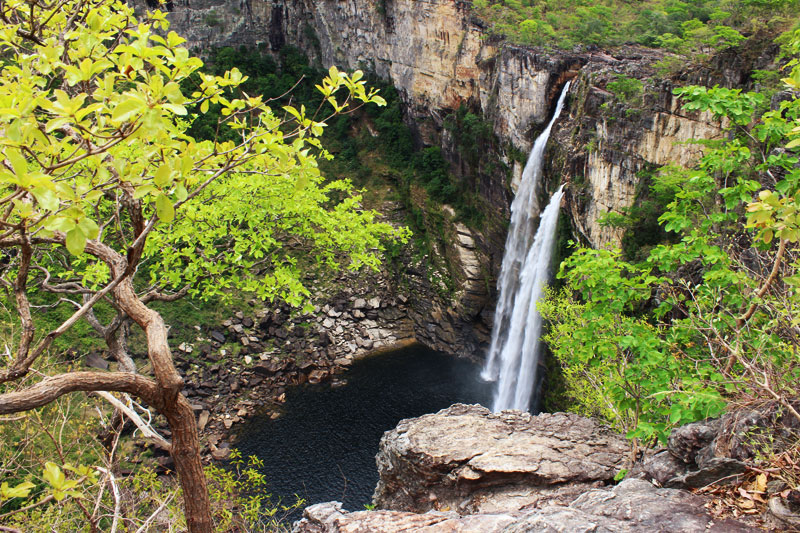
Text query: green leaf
1 480 35 499
155 193 174 223
43 462 65 490
112 98 145 123
65 228 87 255
153 164 172 188
44 216 77 232
31 187 58 211
78 217 99 239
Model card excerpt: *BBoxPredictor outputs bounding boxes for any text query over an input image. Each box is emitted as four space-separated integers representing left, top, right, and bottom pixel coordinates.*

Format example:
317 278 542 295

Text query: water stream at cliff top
481 82 570 412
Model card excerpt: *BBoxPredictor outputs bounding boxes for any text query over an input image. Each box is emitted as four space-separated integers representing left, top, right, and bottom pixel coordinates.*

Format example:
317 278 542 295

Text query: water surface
234 343 492 513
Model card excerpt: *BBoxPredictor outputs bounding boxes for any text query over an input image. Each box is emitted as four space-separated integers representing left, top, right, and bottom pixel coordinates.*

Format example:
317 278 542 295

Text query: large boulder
373 404 630 514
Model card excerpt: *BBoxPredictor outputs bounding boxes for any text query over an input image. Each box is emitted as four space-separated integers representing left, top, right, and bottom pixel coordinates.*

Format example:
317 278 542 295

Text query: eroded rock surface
373 403 629 513
293 479 752 532
635 400 800 490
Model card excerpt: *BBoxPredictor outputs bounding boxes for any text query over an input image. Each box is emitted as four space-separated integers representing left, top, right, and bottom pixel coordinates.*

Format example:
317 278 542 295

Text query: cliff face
157 0 578 145
547 49 726 248
151 0 776 351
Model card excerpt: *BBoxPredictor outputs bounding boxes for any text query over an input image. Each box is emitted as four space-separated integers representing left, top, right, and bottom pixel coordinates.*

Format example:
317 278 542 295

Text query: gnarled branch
0 371 161 415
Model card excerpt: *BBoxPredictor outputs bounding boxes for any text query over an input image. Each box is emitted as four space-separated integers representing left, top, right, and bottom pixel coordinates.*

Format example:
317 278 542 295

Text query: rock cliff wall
149 0 777 353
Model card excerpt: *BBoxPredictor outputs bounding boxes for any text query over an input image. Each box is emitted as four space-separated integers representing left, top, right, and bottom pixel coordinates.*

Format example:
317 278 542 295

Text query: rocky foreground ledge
293 404 752 532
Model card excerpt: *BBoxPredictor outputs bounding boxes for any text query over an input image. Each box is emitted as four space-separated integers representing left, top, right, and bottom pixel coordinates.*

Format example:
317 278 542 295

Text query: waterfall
481 82 570 412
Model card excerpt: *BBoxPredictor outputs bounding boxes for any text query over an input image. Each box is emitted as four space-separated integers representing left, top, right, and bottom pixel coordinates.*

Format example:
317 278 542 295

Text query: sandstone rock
503 479 752 533
308 369 326 384
198 410 210 432
211 446 230 461
293 479 752 533
373 404 629 514
293 502 515 533
652 401 800 489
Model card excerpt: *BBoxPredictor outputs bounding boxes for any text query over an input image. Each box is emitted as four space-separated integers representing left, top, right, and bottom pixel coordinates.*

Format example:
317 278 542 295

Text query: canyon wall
150 0 776 352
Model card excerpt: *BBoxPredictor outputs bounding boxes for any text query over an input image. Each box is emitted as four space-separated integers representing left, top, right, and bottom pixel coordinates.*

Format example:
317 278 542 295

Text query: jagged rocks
295 480 752 532
293 405 753 533
373 403 629 514
501 479 752 533
634 401 800 490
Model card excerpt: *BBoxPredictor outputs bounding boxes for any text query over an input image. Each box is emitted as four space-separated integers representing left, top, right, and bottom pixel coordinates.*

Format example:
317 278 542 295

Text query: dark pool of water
233 343 492 514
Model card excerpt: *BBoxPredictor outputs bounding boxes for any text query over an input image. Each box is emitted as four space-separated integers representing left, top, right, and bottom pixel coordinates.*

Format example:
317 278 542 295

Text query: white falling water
481 82 570 412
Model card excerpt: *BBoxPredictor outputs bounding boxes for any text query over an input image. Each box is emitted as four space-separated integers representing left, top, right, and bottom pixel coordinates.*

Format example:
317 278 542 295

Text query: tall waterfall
481 82 570 412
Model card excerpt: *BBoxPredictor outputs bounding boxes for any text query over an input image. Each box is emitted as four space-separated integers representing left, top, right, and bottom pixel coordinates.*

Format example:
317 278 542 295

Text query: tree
543 31 800 444
0 0 403 530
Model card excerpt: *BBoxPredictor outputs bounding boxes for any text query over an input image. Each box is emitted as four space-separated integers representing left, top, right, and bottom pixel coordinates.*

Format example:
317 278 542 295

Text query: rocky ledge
293 404 753 532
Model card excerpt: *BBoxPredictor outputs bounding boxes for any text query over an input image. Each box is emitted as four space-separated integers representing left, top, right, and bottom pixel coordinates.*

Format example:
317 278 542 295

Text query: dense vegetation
542 31 800 447
0 0 404 530
472 0 799 50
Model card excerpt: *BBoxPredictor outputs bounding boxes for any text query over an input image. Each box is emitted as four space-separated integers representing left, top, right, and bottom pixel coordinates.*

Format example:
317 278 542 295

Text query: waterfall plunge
481 83 570 412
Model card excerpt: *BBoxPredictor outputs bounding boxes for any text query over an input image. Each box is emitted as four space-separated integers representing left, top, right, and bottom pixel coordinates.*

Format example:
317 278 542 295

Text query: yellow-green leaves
112 95 147 123
0 480 35 500
43 462 82 501
156 192 175 222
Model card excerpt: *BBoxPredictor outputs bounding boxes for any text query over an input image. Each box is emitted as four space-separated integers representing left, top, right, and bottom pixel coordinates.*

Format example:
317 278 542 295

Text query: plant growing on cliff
0 0 404 530
543 31 800 445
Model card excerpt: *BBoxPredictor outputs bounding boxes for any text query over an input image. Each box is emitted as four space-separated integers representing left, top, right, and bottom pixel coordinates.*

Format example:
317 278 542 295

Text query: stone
209 330 226 343
367 297 381 309
293 502 515 533
353 298 367 309
373 404 629 514
253 360 283 376
668 418 721 465
198 410 210 432
502 479 752 533
85 352 109 370
241 317 254 328
768 492 800 530
211 446 230 461
631 449 688 485
308 369 327 384
658 401 800 489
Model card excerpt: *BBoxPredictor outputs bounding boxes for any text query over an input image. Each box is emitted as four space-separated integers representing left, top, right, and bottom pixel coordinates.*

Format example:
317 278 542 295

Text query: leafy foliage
470 0 798 50
544 30 800 444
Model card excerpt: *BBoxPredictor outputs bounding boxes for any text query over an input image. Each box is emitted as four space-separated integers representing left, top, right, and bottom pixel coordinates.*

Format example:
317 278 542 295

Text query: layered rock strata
372 403 629 513
292 404 752 532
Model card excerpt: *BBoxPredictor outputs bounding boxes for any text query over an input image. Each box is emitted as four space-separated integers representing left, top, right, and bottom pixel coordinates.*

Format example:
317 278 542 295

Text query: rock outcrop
549 42 778 248
372 403 629 514
292 404 753 532
634 400 800 490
